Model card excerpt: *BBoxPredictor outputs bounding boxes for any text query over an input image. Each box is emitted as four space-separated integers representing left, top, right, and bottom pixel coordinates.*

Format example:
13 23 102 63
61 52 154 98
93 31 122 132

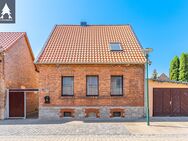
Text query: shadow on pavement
0 117 188 125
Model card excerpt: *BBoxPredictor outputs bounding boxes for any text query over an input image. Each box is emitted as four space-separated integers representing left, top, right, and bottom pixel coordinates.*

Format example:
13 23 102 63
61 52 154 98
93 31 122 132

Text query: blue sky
0 0 188 76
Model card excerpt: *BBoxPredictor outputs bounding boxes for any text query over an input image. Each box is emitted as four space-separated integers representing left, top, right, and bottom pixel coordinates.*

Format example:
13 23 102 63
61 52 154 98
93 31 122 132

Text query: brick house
35 23 146 119
0 32 38 119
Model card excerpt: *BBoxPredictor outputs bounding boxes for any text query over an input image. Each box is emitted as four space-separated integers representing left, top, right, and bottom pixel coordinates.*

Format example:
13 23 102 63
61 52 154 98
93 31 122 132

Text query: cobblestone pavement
0 135 187 141
0 122 130 136
0 118 188 141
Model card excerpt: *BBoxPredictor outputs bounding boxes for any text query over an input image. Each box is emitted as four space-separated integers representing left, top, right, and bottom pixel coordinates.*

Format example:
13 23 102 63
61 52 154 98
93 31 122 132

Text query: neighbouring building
149 79 188 117
35 23 146 119
157 73 170 81
0 32 38 119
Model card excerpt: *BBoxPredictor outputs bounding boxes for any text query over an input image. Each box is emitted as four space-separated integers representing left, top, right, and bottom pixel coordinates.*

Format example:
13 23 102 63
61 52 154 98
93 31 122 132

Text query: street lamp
143 48 153 126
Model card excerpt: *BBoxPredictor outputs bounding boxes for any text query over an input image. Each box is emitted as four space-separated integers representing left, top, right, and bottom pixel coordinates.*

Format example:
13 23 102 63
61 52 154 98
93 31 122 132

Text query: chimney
80 21 87 26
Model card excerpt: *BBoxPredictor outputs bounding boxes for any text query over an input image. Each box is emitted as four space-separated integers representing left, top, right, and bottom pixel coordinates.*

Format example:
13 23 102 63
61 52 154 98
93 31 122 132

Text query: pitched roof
0 32 35 61
36 24 146 64
158 73 170 81
0 32 25 52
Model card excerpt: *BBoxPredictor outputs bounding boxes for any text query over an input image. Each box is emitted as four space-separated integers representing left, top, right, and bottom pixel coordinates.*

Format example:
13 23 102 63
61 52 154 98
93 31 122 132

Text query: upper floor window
62 76 74 96
111 76 123 96
109 43 123 51
86 76 99 96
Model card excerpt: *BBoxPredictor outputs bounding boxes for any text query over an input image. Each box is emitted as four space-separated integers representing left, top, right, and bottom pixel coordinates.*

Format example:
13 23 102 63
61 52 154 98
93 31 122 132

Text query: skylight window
109 43 123 51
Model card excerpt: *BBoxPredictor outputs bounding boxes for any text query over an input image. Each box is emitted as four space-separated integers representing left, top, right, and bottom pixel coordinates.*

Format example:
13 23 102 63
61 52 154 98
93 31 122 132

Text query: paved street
0 118 188 141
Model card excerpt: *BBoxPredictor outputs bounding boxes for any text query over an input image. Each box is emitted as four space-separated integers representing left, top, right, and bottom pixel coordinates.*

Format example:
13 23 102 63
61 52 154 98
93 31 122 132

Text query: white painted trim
6 89 9 119
24 92 26 119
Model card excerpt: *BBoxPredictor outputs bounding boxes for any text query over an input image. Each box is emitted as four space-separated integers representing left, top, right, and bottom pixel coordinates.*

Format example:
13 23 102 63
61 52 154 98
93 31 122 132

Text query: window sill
59 95 126 99
60 95 74 99
110 94 124 97
86 95 99 97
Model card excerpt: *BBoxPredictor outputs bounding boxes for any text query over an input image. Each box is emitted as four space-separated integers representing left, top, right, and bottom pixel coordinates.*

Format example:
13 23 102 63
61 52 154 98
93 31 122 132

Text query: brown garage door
9 92 24 117
153 88 188 116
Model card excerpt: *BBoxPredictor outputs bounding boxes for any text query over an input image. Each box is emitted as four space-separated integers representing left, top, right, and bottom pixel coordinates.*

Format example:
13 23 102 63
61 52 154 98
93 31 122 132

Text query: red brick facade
35 24 146 119
37 64 145 118
0 35 38 119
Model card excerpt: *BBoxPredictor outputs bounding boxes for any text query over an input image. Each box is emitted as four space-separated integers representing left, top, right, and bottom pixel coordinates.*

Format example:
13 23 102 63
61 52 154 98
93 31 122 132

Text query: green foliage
169 56 179 81
151 69 158 79
179 53 188 82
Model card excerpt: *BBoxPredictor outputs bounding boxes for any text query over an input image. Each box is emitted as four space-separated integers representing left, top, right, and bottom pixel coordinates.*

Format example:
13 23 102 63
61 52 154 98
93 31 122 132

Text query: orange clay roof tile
0 32 25 52
36 25 146 64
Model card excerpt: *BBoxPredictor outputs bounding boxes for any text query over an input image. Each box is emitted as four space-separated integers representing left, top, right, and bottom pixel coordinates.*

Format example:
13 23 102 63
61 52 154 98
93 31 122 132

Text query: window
109 43 122 51
113 112 122 117
111 76 123 96
63 112 72 117
62 76 74 96
87 112 97 118
86 76 99 96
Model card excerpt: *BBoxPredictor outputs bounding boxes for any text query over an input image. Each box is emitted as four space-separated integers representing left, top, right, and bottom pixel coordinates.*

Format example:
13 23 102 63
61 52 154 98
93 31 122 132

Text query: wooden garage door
9 92 24 117
153 88 188 116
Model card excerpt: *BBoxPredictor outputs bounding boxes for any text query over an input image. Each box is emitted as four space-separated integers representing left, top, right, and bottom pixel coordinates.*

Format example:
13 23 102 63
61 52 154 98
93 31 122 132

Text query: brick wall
0 54 6 119
4 37 38 88
38 64 144 119
0 54 3 79
0 36 38 119
26 92 39 115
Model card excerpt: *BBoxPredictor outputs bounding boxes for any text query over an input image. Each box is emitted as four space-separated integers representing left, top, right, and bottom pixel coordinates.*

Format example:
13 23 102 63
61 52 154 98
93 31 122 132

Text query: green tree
151 69 158 79
169 56 179 81
179 53 188 82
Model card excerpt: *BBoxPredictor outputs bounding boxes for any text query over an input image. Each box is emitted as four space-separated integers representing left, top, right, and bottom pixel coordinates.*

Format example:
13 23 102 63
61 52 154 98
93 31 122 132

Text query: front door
9 92 24 117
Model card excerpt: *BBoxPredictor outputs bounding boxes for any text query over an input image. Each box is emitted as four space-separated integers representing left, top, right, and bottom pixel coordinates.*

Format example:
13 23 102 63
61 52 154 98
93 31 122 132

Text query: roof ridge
0 32 26 34
56 24 131 26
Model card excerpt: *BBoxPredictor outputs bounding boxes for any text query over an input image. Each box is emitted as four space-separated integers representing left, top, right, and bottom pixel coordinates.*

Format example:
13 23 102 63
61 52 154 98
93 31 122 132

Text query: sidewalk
0 117 188 141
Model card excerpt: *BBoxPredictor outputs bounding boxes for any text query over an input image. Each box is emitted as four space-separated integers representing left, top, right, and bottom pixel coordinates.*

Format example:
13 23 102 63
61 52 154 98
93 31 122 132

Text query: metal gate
153 88 188 116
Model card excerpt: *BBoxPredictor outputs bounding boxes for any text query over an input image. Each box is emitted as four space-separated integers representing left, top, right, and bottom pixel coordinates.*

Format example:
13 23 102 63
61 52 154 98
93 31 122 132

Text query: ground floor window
86 76 99 96
111 76 123 96
62 76 74 96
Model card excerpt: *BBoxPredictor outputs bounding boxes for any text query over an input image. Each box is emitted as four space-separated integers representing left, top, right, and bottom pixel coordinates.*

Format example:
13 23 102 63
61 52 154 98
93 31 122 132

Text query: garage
153 88 188 116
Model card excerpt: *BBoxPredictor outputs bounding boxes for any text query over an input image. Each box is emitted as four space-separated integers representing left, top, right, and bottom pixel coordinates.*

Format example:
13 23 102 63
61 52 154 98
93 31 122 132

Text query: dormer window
109 43 122 51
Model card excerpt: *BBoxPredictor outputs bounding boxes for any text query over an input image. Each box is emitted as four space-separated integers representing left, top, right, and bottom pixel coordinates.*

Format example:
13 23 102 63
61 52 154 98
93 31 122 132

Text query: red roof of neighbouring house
0 32 35 61
36 24 146 64
0 32 25 52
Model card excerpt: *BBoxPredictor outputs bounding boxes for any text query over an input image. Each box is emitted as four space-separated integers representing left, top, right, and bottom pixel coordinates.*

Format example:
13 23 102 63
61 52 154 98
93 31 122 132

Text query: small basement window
109 43 122 51
87 112 97 118
64 112 72 117
113 112 122 117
